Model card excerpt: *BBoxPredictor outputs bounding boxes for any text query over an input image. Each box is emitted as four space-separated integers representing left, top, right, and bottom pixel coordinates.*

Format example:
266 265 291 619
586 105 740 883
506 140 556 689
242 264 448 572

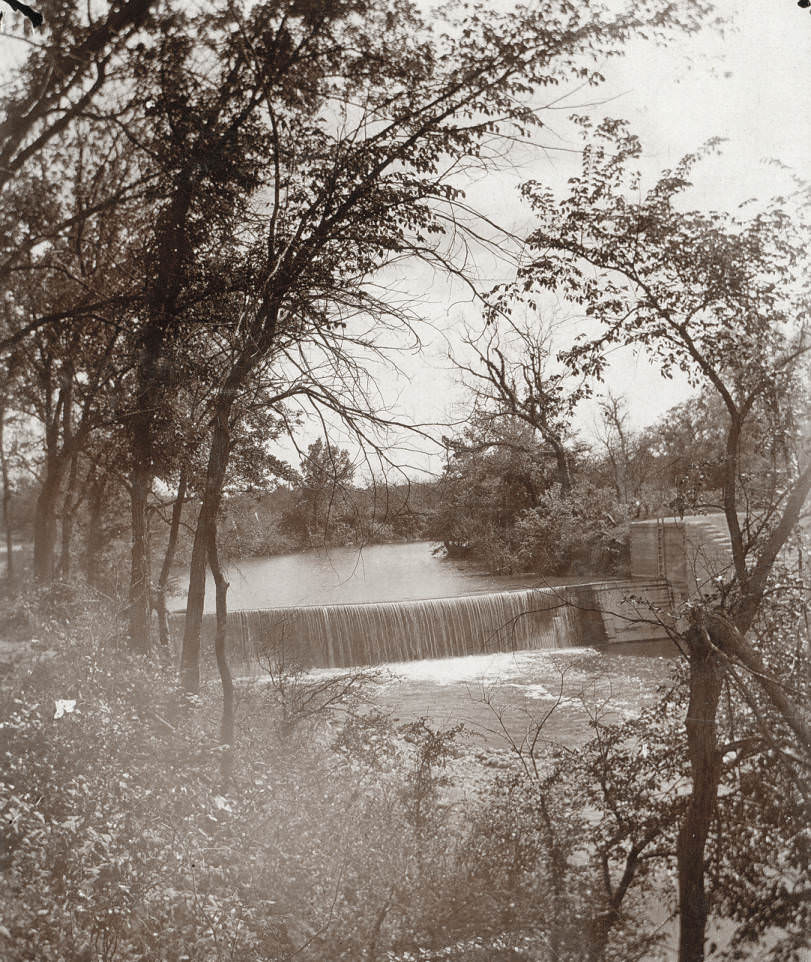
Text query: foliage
432 411 630 575
503 119 811 960
6 609 638 962
513 485 630 575
282 439 356 547
0 629 467 961
432 416 555 567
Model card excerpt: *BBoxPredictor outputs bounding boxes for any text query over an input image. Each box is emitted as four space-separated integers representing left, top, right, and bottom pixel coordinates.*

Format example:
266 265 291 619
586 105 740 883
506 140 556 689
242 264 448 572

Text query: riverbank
4 584 795 961
0 627 624 961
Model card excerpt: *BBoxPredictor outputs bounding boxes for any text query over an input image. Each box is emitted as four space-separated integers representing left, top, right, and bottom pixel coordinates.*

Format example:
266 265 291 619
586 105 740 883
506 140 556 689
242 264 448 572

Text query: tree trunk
587 910 616 962
33 462 63 583
0 410 13 581
550 436 572 495
57 450 80 579
83 471 106 588
207 515 234 783
128 321 165 651
181 396 234 692
677 624 725 962
155 473 187 647
128 175 192 651
129 454 152 652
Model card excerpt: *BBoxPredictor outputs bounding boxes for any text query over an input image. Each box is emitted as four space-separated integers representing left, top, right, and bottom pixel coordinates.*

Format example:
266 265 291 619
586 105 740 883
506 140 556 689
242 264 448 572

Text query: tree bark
82 470 106 588
181 395 234 691
33 462 63 582
207 515 234 783
0 407 13 581
677 623 725 962
57 450 80 579
155 472 187 647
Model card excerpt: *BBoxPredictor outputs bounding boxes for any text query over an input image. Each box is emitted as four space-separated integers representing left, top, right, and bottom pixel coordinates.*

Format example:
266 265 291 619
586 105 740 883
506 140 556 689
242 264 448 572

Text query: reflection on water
173 540 586 613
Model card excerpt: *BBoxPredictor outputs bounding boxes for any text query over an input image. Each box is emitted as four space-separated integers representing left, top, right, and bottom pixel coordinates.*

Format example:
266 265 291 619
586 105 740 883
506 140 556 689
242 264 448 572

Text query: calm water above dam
171 540 583 612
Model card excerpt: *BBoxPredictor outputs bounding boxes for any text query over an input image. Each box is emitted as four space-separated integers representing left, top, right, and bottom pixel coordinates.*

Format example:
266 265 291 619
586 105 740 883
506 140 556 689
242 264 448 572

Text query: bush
513 486 630 576
0 625 538 961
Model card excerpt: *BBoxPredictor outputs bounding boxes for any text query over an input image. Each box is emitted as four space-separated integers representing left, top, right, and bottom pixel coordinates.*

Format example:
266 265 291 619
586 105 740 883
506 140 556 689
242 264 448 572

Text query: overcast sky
317 0 811 479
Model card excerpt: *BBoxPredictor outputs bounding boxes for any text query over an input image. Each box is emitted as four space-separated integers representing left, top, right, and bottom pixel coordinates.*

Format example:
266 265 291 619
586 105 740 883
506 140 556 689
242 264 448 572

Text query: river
171 541 678 747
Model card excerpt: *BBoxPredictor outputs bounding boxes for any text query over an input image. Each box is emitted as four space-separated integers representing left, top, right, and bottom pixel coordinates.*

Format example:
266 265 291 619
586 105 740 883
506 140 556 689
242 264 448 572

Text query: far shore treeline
1 386 747 583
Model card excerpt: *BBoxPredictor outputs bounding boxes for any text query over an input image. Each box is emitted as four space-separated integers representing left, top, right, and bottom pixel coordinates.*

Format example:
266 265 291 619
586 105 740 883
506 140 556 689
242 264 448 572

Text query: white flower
53 699 76 720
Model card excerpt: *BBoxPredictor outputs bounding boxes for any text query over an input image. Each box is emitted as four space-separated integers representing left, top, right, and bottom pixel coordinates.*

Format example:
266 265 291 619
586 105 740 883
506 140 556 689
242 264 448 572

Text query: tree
638 387 784 512
0 354 23 580
0 0 157 312
594 391 652 506
455 316 588 494
121 8 273 650
3 124 139 583
293 439 355 544
509 120 810 960
434 413 548 566
176 0 715 692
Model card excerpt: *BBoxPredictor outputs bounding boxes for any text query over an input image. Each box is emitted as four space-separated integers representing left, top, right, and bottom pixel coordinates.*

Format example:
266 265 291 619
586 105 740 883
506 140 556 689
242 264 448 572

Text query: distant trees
434 415 547 564
292 439 355 544
594 392 652 506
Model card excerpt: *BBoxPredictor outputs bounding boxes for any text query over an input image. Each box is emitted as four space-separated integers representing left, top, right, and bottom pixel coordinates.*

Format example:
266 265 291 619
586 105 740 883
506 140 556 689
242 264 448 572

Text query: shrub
514 486 630 576
0 627 522 961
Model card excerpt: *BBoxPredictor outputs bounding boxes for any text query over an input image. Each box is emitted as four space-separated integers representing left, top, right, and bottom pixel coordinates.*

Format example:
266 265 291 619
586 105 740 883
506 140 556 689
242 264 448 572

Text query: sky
2 0 808 481
309 0 811 479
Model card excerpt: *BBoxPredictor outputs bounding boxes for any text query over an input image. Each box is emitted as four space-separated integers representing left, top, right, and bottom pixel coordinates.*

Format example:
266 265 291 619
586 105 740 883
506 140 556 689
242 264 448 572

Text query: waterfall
168 579 671 677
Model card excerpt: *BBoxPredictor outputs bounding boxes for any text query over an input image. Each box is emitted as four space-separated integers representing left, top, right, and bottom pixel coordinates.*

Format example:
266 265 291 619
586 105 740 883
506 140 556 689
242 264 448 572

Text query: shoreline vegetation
1 587 804 962
0 595 694 962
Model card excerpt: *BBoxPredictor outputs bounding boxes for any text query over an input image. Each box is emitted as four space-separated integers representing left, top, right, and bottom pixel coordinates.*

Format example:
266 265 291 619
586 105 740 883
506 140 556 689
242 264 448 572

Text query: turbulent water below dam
262 643 679 749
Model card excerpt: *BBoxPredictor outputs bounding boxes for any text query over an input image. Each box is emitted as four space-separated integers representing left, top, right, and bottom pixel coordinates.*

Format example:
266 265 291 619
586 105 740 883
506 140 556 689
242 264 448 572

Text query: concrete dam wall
168 516 731 675
169 578 673 677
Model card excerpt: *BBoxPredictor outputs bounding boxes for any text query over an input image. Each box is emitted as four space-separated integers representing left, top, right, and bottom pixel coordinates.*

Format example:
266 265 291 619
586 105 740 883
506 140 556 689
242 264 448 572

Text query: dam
169 578 673 676
168 515 734 675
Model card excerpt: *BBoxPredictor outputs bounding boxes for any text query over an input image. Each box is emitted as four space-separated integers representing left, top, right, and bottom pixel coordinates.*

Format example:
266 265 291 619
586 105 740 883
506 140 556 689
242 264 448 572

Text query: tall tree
122 9 271 649
509 121 811 960
296 439 355 542
179 0 715 691
0 0 157 315
594 391 650 505
4 125 138 582
455 317 588 494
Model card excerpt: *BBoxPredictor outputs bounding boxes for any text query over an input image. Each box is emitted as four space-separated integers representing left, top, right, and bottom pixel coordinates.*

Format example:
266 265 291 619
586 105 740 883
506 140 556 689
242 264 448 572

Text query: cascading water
168 579 670 677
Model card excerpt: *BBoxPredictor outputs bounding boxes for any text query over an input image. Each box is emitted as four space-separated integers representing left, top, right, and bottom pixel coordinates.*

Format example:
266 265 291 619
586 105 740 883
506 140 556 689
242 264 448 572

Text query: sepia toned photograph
0 1 808 959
